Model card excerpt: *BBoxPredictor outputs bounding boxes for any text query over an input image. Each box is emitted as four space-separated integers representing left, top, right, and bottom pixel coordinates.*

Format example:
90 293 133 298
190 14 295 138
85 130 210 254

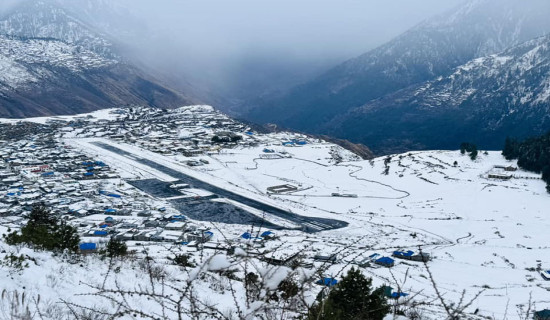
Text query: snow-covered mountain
0 0 194 118
0 0 116 57
324 34 550 154
246 0 550 152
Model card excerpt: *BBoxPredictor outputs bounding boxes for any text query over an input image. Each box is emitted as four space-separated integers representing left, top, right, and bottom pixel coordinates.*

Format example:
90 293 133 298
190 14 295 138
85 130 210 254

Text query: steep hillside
246 0 550 147
326 34 550 154
0 0 194 118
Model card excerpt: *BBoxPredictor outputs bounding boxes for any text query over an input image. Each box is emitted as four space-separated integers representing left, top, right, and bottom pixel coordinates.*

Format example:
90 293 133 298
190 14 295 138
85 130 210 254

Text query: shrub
171 254 194 268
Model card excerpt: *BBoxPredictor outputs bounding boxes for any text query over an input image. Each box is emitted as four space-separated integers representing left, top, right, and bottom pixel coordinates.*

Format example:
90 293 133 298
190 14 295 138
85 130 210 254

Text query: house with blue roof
392 250 431 262
91 230 109 237
374 257 395 268
260 230 276 239
393 250 414 258
541 270 550 281
393 249 431 262
107 193 121 198
79 243 97 251
203 231 214 240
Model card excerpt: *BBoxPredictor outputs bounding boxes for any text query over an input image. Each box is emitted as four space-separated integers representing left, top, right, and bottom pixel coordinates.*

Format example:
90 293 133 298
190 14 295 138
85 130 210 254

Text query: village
0 107 357 264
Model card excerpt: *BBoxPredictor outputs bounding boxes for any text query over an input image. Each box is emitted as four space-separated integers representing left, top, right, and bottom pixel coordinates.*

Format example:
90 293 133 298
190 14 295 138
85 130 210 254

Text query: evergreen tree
460 142 478 161
103 237 128 258
502 137 519 160
501 132 550 192
460 142 468 154
55 220 80 253
308 267 390 320
470 148 478 160
3 204 80 253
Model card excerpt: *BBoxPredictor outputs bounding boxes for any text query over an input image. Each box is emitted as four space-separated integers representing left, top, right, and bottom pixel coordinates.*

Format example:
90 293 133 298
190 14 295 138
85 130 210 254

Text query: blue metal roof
375 257 395 265
261 231 273 237
393 250 414 257
79 243 97 250
391 292 409 298
241 232 252 239
316 277 338 287
93 230 108 235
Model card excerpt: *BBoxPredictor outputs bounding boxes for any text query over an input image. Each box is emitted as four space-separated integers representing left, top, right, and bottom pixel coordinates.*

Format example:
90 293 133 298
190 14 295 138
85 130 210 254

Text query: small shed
204 231 214 240
261 231 275 239
374 257 395 268
79 243 97 251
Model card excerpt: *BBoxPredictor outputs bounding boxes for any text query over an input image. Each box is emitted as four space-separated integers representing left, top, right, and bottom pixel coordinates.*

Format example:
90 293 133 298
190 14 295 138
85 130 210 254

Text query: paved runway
94 142 348 233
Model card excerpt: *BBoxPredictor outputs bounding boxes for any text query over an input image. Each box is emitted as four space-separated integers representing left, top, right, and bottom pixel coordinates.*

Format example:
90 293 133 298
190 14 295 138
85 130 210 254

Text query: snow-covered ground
0 108 122 124
63 134 550 319
1 106 549 319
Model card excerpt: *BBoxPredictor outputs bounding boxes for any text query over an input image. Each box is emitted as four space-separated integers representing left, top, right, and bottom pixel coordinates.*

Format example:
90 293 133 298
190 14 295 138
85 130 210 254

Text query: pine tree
103 237 128 258
502 137 519 160
308 267 390 320
55 220 80 253
470 148 478 160
3 204 80 253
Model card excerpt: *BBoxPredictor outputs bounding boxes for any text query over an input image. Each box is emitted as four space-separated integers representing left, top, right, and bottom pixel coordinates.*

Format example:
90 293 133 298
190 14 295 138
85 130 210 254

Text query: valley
0 106 548 319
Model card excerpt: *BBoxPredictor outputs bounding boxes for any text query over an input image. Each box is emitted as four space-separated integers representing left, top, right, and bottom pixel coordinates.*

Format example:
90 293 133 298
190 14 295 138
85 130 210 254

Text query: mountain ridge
0 0 196 118
324 34 550 154
245 0 550 154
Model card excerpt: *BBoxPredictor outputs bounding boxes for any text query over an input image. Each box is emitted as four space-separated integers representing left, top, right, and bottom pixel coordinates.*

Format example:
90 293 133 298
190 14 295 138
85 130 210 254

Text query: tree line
502 132 550 193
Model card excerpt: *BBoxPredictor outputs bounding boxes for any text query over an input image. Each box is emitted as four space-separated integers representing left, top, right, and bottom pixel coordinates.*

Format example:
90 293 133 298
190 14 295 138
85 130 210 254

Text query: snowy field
1 104 549 319
0 108 122 124
61 135 550 319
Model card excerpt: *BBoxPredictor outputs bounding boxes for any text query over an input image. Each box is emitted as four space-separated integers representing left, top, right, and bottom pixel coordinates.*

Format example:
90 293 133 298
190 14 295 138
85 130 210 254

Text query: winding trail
342 164 410 199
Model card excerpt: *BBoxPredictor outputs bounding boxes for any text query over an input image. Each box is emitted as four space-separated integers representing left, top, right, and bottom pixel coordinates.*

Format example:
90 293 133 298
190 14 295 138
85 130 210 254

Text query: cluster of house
488 165 518 180
312 249 431 271
0 139 119 215
79 213 216 250
0 106 324 258
60 106 263 157
53 107 317 162
0 136 222 250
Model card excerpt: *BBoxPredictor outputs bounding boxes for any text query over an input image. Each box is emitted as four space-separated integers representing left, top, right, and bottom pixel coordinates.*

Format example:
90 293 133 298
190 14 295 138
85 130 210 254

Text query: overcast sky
0 0 467 101
123 0 464 62
106 0 464 97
